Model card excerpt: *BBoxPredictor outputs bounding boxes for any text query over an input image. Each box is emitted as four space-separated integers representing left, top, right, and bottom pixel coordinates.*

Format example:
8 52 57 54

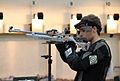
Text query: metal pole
48 43 52 81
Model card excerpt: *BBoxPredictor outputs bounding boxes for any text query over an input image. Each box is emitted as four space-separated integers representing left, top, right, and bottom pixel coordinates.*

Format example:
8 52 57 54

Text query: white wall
0 0 120 80
101 35 120 79
0 0 120 32
0 35 48 78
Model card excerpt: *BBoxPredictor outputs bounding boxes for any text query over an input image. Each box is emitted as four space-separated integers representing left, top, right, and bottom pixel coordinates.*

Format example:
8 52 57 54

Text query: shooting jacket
55 39 111 81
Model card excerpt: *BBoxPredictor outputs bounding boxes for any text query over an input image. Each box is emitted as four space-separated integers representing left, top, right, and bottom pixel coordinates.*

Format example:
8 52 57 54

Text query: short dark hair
75 14 102 35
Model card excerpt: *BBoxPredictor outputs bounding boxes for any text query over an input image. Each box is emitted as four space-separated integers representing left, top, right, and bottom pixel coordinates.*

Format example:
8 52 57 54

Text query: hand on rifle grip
46 29 59 36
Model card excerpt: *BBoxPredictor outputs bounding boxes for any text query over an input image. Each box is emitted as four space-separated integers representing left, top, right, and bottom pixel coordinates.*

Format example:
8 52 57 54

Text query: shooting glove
78 42 90 51
67 36 90 51
64 41 77 58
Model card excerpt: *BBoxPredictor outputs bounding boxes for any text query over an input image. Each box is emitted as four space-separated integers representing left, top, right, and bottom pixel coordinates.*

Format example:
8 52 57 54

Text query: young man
55 14 111 81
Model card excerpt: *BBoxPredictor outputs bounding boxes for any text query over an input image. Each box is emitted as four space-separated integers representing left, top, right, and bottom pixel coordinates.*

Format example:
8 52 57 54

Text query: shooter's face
78 26 94 42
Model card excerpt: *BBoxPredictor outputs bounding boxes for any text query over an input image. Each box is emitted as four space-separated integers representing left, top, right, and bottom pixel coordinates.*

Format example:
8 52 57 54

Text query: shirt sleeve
55 43 68 62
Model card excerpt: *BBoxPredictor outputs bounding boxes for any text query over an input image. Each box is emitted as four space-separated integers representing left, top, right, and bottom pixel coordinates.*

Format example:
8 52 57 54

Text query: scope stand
41 41 55 81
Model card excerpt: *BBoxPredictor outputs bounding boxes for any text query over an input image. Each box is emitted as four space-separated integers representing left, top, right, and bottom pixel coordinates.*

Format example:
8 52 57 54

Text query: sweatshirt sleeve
55 44 68 62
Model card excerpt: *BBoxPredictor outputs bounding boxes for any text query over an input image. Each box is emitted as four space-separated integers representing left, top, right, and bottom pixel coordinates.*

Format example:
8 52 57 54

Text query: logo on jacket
65 48 72 57
89 55 97 65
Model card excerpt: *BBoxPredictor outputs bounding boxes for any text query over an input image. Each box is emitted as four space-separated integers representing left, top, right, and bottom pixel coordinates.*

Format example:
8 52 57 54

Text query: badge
65 48 72 57
89 55 97 65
